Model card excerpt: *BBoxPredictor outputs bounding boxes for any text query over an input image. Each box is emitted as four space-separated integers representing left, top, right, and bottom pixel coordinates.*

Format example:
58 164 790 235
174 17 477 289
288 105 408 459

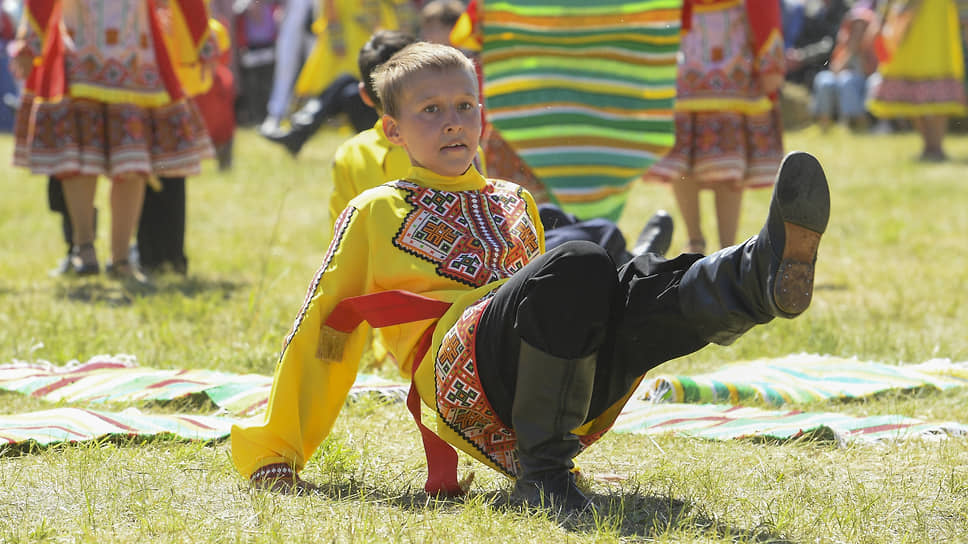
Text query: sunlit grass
0 124 967 542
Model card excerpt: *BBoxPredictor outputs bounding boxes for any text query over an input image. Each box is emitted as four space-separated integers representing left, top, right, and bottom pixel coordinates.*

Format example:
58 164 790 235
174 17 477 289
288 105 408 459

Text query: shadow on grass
259 477 792 542
54 275 247 305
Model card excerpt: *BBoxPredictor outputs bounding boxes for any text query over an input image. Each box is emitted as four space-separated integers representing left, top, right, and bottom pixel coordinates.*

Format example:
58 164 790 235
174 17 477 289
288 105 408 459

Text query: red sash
322 290 465 496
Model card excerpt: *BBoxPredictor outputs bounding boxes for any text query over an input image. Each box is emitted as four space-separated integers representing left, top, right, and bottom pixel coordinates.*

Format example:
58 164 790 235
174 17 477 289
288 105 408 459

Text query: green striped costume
481 0 683 221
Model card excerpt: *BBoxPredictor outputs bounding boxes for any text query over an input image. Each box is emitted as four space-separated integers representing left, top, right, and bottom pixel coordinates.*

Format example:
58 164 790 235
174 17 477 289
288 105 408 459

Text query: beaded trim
250 463 295 482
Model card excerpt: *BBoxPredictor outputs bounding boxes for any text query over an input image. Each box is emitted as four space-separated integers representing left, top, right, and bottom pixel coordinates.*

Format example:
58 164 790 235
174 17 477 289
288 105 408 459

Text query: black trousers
137 177 186 270
475 240 708 425
538 203 631 264
48 176 72 253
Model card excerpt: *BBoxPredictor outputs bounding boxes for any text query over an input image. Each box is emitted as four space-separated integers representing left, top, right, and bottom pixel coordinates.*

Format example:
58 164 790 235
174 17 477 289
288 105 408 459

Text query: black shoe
631 209 674 257
69 243 100 276
512 470 592 515
261 128 307 157
676 151 829 345
761 151 830 317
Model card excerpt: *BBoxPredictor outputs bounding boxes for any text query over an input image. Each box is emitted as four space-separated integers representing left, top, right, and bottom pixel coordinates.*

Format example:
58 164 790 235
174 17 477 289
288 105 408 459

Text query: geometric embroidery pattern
435 293 521 477
434 292 610 478
391 180 541 287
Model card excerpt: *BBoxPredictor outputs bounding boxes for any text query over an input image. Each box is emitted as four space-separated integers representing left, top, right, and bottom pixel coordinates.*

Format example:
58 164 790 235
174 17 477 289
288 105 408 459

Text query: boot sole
772 152 829 315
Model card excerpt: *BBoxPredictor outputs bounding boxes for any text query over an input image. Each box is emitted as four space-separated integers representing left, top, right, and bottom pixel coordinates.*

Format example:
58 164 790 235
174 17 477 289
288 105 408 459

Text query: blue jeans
811 70 867 120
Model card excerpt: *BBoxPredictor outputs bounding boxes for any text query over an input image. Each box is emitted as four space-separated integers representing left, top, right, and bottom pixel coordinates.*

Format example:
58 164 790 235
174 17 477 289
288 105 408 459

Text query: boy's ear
358 82 376 109
383 115 405 146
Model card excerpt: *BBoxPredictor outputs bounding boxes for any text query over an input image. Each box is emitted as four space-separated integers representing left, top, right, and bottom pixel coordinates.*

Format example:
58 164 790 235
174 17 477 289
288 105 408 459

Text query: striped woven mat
2 354 966 449
611 401 968 445
0 407 233 448
0 355 408 417
640 353 968 406
482 0 681 220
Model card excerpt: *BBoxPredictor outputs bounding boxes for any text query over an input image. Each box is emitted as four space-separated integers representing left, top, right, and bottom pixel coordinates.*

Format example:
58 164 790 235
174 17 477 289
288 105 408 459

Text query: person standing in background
645 0 785 255
10 0 214 281
867 0 968 162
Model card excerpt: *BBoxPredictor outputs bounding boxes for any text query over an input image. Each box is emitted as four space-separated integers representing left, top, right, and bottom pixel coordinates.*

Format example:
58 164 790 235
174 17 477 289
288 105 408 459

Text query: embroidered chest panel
391 180 541 287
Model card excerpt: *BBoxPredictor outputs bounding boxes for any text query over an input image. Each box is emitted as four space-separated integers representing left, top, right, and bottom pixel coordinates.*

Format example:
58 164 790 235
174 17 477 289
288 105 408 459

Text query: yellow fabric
868 0 967 118
329 121 413 231
231 165 545 478
162 14 227 96
880 1 962 79
295 0 412 98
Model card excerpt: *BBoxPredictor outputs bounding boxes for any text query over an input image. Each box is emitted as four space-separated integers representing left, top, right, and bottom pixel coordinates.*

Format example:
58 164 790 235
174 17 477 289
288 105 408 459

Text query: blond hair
373 42 478 118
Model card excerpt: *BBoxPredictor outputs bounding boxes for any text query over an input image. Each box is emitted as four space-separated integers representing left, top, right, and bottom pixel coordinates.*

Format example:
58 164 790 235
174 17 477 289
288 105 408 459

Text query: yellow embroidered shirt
231 165 545 478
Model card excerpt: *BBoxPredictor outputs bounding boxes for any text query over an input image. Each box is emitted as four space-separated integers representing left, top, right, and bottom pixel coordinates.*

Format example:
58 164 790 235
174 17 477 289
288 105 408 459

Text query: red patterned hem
14 95 213 178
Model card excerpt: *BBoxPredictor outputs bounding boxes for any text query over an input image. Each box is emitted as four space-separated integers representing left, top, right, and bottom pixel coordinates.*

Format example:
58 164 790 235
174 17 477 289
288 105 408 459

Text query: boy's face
383 67 481 177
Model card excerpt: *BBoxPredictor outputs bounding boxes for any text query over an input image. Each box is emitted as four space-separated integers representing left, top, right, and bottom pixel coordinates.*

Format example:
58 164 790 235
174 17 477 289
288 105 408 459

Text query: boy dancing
231 43 830 514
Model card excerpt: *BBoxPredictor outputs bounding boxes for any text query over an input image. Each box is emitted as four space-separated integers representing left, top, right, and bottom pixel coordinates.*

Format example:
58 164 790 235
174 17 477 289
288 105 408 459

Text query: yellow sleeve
231 205 373 478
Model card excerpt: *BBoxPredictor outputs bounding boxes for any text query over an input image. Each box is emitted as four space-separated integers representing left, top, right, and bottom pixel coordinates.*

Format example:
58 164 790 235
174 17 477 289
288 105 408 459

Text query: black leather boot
511 340 596 514
677 151 830 345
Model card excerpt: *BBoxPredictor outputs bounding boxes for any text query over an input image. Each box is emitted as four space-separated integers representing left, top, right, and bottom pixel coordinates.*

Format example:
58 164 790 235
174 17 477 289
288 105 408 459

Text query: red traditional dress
647 0 785 188
12 0 214 178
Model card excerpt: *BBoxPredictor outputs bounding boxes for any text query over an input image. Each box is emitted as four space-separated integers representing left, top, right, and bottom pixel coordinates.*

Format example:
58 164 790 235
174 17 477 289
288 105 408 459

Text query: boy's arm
231 206 373 488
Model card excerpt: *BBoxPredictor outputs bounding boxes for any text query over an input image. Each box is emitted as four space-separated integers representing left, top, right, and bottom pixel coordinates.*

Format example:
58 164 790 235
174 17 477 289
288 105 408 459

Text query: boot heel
774 223 822 315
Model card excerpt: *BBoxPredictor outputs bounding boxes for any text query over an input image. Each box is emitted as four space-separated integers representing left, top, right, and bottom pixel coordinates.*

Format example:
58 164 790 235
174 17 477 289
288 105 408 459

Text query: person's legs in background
811 70 838 130
106 173 147 279
711 183 743 249
836 70 869 131
914 115 949 162
136 177 188 275
261 0 315 135
263 74 377 156
671 176 706 254
60 175 100 274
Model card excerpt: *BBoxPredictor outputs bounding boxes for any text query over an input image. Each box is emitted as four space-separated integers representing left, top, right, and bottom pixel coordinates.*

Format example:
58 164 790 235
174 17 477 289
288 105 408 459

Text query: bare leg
671 176 705 252
109 173 146 265
61 175 98 247
713 183 744 249
921 115 947 160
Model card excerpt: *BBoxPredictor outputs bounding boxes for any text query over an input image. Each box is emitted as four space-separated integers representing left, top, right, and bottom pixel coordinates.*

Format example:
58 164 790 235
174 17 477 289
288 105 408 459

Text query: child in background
867 0 967 162
646 0 786 255
230 42 831 514
11 0 214 280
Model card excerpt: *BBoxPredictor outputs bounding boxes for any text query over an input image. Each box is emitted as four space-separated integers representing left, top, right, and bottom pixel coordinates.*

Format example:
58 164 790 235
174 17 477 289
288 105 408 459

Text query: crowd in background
4 1 967 157
3 0 968 281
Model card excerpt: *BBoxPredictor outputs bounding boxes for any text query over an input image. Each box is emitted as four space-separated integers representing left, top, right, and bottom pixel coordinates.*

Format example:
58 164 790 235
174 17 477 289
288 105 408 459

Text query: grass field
1 124 967 543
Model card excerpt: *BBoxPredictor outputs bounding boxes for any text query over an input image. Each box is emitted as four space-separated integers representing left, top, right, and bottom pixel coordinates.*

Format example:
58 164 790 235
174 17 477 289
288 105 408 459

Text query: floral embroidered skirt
647 107 783 189
13 94 214 178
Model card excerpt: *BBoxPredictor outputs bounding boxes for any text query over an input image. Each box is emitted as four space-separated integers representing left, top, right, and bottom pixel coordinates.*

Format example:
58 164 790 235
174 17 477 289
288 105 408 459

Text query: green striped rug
482 0 682 220
640 353 968 406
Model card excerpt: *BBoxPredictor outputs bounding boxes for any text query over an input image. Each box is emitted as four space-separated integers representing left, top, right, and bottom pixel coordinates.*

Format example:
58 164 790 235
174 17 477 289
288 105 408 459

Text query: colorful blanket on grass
2 354 967 450
0 355 408 417
640 354 968 406
611 401 968 445
481 0 682 221
0 408 233 448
